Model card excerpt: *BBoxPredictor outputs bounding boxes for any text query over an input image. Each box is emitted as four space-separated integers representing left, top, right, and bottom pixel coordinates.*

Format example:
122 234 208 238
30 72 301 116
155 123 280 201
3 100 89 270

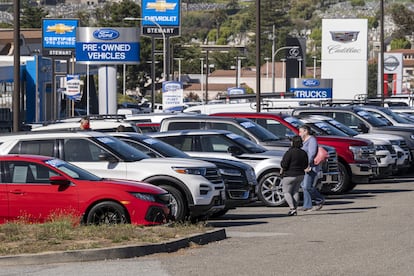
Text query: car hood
92 178 168 194
356 133 404 142
139 157 217 168
316 135 371 146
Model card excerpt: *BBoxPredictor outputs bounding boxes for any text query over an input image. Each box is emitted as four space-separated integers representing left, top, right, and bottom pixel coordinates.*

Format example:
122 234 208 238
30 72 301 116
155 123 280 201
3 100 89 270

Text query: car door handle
10 190 25 195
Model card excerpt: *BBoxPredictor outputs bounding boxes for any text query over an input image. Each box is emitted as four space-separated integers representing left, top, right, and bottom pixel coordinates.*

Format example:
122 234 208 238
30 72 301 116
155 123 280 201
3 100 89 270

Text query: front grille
384 144 396 154
397 140 409 152
321 146 339 173
204 168 224 185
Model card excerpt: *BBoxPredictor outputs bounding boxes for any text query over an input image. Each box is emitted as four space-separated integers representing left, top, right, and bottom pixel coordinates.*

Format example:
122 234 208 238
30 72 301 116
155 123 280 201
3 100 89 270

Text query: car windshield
355 110 388 127
226 133 268 153
380 108 413 124
94 136 149 161
310 121 349 136
140 137 190 158
326 119 359 136
236 119 280 141
44 158 102 181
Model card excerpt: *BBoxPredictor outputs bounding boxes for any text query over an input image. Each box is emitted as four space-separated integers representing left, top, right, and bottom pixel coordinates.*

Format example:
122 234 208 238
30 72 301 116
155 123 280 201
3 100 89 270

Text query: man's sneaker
300 207 313 212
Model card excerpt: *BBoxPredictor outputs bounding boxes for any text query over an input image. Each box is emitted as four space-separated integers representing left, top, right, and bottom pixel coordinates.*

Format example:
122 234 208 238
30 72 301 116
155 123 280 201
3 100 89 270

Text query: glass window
10 140 55 157
63 138 106 162
5 161 58 184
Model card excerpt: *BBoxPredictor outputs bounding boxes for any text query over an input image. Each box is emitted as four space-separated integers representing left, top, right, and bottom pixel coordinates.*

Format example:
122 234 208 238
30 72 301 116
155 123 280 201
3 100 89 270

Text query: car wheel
160 185 187 221
257 172 286 207
86 201 129 225
321 162 350 194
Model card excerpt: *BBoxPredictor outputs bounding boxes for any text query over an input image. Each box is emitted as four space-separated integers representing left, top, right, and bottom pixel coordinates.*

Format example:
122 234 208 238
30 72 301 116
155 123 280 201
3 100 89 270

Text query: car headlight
375 145 387 151
219 168 242 176
172 167 207 176
410 134 414 140
129 192 156 202
349 146 373 161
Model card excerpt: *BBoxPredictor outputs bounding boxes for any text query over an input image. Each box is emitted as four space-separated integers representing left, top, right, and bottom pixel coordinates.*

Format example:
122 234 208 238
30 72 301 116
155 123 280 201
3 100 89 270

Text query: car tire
160 185 187 221
86 201 129 225
257 172 286 207
321 162 350 194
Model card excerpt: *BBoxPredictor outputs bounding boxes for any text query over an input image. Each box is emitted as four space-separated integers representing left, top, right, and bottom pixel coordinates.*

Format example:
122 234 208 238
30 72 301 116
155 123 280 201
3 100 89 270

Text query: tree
389 4 414 37
390 38 411 50
20 0 48 28
367 62 378 98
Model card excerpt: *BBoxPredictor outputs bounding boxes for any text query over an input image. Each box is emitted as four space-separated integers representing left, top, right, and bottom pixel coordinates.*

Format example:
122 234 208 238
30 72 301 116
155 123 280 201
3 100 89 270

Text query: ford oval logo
302 79 320 87
93 29 119 40
164 83 181 91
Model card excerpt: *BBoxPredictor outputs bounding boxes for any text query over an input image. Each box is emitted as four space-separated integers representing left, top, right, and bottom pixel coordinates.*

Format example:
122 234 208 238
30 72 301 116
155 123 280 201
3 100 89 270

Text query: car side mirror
227 146 243 156
98 152 118 163
357 123 369 133
49 175 70 186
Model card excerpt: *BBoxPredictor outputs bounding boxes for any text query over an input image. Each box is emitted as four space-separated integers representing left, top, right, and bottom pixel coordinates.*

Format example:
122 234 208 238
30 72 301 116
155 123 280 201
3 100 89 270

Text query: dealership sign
42 19 79 57
141 0 181 37
75 27 140 64
162 81 183 109
290 78 333 99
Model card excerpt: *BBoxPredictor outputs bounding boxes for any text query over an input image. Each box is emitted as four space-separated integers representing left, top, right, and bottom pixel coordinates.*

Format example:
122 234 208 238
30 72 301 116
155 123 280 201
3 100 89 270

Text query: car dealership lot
2 175 414 275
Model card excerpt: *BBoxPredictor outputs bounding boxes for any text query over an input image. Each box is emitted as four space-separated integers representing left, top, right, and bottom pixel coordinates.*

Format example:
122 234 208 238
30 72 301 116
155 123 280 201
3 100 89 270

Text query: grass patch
0 214 211 256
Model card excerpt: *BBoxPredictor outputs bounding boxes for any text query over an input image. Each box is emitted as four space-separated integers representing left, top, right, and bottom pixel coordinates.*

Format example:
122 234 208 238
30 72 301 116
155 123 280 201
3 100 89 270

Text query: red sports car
0 155 171 225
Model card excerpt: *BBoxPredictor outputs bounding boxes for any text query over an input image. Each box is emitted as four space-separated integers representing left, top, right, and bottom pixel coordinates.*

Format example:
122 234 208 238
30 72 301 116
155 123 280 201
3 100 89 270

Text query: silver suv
0 131 225 221
151 129 292 207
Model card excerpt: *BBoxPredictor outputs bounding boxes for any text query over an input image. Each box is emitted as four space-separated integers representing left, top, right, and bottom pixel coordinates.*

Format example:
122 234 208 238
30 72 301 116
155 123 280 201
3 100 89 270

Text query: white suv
0 131 225 221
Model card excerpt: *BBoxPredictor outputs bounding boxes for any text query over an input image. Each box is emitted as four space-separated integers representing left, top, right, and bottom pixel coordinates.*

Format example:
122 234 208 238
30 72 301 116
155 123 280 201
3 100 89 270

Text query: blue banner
142 0 180 27
290 88 333 99
42 19 78 49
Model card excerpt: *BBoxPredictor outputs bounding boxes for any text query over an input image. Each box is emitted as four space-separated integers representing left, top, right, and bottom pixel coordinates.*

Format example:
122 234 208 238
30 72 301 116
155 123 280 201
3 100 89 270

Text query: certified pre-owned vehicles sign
76 27 140 64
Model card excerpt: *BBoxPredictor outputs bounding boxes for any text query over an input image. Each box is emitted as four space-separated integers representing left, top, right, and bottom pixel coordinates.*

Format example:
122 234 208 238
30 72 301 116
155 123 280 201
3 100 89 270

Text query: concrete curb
0 228 226 266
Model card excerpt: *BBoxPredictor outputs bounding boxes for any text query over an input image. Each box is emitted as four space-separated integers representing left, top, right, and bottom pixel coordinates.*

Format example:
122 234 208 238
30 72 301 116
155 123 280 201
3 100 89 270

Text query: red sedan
0 155 171 225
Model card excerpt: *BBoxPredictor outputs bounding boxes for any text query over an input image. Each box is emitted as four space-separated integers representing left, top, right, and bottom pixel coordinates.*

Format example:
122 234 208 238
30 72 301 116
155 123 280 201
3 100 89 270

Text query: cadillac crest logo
330 31 359 43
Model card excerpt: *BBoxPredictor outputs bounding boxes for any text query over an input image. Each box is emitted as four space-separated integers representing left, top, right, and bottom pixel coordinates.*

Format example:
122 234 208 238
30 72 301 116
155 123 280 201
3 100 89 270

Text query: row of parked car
6 102 414 225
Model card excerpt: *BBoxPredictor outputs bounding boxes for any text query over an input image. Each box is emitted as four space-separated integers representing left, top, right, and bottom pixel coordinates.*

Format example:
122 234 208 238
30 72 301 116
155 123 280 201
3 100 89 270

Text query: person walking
280 135 309 216
298 124 325 211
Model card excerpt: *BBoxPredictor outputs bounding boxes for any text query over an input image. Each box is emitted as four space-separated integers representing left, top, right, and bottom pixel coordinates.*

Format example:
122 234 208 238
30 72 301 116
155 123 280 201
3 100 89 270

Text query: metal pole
123 64 126 96
298 58 302 78
205 50 209 103
255 0 261 112
313 56 316 78
271 25 275 93
380 0 385 106
13 0 20 131
166 37 170 81
151 37 156 112
200 58 204 102
235 56 239 87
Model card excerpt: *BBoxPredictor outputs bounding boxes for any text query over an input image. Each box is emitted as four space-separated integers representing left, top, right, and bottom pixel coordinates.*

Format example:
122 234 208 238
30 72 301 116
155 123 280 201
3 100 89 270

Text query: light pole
298 58 303 78
272 46 299 92
200 58 204 102
312 56 317 78
234 56 246 87
281 58 286 95
174 58 183 81
123 17 166 81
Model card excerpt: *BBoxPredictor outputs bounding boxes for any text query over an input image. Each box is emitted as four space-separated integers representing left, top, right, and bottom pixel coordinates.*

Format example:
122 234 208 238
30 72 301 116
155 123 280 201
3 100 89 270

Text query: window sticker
240 121 255 128
143 138 158 145
227 133 241 139
45 159 65 167
97 137 114 144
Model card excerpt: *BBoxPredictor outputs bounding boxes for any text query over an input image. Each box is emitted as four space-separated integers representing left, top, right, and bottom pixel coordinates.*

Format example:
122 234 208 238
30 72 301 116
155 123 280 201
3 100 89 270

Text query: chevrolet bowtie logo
46 24 75 34
146 0 176 12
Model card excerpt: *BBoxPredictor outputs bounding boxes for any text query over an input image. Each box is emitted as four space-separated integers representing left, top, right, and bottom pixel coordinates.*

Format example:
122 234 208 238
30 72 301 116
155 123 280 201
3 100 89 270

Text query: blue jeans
301 170 325 209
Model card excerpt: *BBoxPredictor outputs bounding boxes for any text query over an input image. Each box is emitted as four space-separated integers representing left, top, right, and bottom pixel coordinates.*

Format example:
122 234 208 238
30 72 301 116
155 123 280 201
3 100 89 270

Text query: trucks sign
290 78 333 99
75 27 140 65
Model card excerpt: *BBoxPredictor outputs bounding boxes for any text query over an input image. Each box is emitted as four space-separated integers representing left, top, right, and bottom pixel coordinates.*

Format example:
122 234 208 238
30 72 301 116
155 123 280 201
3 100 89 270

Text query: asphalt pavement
1 175 414 275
